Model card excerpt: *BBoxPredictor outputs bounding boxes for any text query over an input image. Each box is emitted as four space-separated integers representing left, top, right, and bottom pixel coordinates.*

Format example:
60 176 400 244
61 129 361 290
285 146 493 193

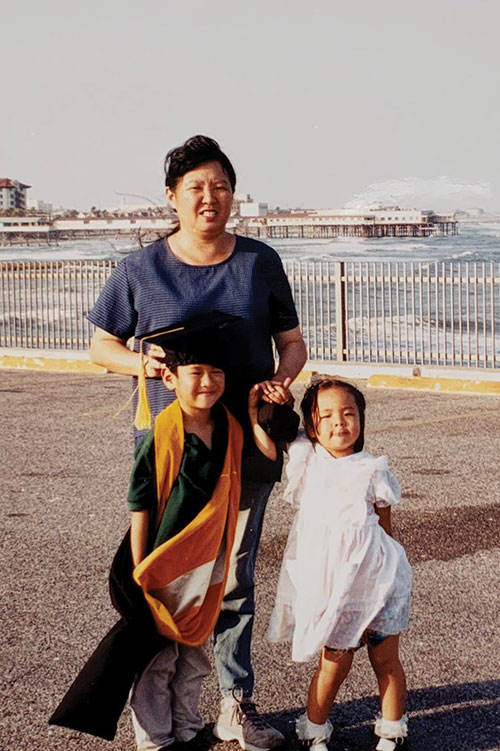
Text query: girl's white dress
267 433 412 662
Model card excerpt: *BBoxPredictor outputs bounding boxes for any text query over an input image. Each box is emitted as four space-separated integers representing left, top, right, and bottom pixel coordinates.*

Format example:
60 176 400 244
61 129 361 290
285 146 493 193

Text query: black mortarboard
135 311 241 429
142 310 241 369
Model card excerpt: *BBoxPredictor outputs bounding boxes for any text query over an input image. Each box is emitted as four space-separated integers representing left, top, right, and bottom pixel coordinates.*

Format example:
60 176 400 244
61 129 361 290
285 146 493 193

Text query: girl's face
311 386 361 458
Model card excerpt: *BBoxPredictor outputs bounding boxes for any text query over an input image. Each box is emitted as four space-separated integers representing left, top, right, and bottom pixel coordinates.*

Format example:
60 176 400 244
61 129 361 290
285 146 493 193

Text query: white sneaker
213 688 285 751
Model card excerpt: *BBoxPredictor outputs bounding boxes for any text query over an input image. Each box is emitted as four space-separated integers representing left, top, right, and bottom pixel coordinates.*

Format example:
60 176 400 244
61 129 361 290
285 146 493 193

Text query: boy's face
162 363 225 413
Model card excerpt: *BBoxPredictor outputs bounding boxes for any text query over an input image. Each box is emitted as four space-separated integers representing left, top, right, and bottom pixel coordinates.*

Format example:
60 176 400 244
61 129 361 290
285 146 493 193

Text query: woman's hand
90 328 165 378
253 376 293 405
144 344 166 378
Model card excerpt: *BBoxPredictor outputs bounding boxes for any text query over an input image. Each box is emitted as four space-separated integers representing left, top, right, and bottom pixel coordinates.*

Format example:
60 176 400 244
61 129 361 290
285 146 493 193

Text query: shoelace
234 700 270 729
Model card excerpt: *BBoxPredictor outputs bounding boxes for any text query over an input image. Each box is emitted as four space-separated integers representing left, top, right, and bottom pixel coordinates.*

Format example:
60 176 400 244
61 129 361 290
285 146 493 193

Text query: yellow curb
367 374 500 395
294 370 313 383
0 353 106 374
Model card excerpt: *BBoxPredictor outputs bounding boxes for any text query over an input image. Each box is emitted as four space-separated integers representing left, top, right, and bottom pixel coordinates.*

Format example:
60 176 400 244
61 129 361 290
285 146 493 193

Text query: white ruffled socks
375 714 409 750
296 711 408 750
296 713 333 750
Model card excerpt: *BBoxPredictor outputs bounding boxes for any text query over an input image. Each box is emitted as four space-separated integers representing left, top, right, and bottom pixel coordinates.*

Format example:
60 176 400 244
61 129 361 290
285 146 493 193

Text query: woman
88 135 306 751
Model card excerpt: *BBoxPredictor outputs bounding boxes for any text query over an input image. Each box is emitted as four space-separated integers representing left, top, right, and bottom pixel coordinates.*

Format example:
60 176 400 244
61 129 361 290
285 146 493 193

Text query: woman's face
166 161 234 237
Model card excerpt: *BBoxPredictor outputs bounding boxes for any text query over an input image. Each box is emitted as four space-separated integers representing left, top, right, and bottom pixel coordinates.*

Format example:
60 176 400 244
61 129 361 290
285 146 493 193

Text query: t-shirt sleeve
367 456 402 508
259 249 299 333
126 430 157 512
87 259 138 339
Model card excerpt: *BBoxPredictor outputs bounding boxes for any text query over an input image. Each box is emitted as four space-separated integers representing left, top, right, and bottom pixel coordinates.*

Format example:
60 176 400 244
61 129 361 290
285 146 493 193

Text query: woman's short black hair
300 376 366 453
164 135 236 192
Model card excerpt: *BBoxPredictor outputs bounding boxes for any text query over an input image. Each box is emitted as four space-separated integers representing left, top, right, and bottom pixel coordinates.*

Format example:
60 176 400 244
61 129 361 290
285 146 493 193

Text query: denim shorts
324 629 389 656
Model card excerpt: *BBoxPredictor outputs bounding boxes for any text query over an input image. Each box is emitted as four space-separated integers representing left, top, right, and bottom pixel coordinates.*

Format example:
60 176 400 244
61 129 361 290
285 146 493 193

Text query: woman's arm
375 505 393 537
273 326 307 383
89 327 165 378
248 385 277 461
130 509 150 567
255 326 307 404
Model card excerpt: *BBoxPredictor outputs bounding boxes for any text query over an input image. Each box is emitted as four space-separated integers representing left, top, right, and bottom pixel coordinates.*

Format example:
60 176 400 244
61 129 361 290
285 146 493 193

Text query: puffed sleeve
367 456 402 508
284 431 314 507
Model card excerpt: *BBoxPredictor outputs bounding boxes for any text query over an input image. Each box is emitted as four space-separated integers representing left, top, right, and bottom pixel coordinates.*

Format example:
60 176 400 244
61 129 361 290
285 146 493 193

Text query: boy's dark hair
300 376 366 453
164 135 237 192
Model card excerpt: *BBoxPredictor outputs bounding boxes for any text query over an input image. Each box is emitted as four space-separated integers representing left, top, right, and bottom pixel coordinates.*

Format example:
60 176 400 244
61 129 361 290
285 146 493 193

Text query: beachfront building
232 193 269 218
240 201 268 217
0 179 31 211
27 198 53 216
241 207 457 238
51 214 177 239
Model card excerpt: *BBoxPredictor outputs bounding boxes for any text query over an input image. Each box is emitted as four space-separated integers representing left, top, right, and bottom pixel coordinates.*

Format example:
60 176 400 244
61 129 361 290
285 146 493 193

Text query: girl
268 377 412 751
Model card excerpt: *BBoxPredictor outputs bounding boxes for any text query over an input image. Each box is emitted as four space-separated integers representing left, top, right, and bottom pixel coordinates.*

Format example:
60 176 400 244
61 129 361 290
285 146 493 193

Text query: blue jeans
213 479 274 698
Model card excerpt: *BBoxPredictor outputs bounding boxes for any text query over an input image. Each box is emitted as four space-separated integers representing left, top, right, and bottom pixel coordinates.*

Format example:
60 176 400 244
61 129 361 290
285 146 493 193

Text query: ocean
1 223 498 367
1 222 499 263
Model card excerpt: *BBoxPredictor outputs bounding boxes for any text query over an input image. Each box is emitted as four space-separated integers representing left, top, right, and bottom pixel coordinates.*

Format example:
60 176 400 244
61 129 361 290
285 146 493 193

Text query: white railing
1 260 499 369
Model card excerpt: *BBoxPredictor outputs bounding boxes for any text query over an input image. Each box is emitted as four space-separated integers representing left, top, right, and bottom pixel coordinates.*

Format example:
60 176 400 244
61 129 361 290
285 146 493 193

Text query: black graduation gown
48 530 170 741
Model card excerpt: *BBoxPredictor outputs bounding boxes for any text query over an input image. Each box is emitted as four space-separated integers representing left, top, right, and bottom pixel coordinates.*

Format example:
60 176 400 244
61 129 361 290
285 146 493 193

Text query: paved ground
1 370 499 751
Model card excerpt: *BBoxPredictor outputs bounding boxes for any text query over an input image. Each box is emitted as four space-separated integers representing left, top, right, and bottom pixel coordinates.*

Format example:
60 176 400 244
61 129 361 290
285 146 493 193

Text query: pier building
240 207 457 238
51 214 177 240
0 215 53 245
0 214 178 246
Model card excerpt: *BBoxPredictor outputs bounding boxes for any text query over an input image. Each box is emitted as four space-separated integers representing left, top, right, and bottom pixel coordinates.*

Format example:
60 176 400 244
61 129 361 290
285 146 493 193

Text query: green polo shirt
127 404 228 548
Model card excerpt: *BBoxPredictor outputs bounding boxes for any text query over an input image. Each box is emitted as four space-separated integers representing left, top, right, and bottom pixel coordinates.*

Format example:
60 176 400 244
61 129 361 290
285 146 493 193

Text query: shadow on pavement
235 680 500 750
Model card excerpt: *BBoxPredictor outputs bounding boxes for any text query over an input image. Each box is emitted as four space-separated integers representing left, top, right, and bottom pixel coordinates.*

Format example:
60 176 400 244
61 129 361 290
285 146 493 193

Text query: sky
1 0 499 212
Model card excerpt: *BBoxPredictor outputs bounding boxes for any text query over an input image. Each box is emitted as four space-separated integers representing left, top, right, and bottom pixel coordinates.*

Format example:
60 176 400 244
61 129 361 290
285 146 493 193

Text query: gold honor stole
133 400 243 646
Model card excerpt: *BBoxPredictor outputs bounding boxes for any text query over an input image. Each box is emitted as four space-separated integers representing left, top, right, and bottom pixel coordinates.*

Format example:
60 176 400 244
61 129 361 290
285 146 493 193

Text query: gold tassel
134 351 152 430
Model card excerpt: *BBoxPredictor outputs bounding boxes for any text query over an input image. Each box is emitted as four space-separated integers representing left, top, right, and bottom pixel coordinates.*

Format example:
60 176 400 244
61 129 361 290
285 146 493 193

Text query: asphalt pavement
1 369 499 751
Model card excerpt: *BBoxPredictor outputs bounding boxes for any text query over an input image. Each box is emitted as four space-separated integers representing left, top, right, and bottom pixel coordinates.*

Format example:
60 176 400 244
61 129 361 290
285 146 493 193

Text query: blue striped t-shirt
87 235 299 443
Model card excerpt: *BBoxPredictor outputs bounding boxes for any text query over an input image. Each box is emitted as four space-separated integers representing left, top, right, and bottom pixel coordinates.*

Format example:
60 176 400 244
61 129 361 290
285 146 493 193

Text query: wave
344 176 492 211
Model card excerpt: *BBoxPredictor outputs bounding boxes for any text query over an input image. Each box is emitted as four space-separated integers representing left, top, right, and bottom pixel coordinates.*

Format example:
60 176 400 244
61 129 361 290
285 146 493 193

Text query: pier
243 221 457 239
238 208 458 240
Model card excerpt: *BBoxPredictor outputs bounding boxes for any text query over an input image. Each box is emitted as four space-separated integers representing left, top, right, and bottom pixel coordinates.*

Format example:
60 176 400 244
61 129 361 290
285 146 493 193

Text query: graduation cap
135 311 241 430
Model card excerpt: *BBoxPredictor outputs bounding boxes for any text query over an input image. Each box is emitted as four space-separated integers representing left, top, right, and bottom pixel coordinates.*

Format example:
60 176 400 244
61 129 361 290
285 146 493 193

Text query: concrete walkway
1 369 499 751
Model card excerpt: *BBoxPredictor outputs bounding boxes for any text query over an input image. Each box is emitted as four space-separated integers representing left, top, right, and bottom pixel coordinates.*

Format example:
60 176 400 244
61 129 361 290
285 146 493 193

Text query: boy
50 311 287 748
128 311 247 750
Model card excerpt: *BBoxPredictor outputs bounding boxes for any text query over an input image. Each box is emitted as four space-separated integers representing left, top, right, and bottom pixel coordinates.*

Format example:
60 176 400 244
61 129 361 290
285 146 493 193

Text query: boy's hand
248 383 262 415
248 384 278 462
253 376 293 405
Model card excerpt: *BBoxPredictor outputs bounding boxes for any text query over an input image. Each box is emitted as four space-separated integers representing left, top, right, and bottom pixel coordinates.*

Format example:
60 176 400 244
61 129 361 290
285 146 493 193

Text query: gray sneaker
213 688 285 751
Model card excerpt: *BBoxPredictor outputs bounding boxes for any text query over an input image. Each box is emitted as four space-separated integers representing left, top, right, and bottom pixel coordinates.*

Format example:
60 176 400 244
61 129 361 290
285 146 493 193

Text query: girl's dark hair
164 135 237 192
300 376 366 453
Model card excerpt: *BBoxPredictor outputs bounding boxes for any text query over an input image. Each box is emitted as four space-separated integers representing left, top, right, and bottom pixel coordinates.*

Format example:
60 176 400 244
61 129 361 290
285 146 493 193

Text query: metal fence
1 260 499 369
0 261 113 350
